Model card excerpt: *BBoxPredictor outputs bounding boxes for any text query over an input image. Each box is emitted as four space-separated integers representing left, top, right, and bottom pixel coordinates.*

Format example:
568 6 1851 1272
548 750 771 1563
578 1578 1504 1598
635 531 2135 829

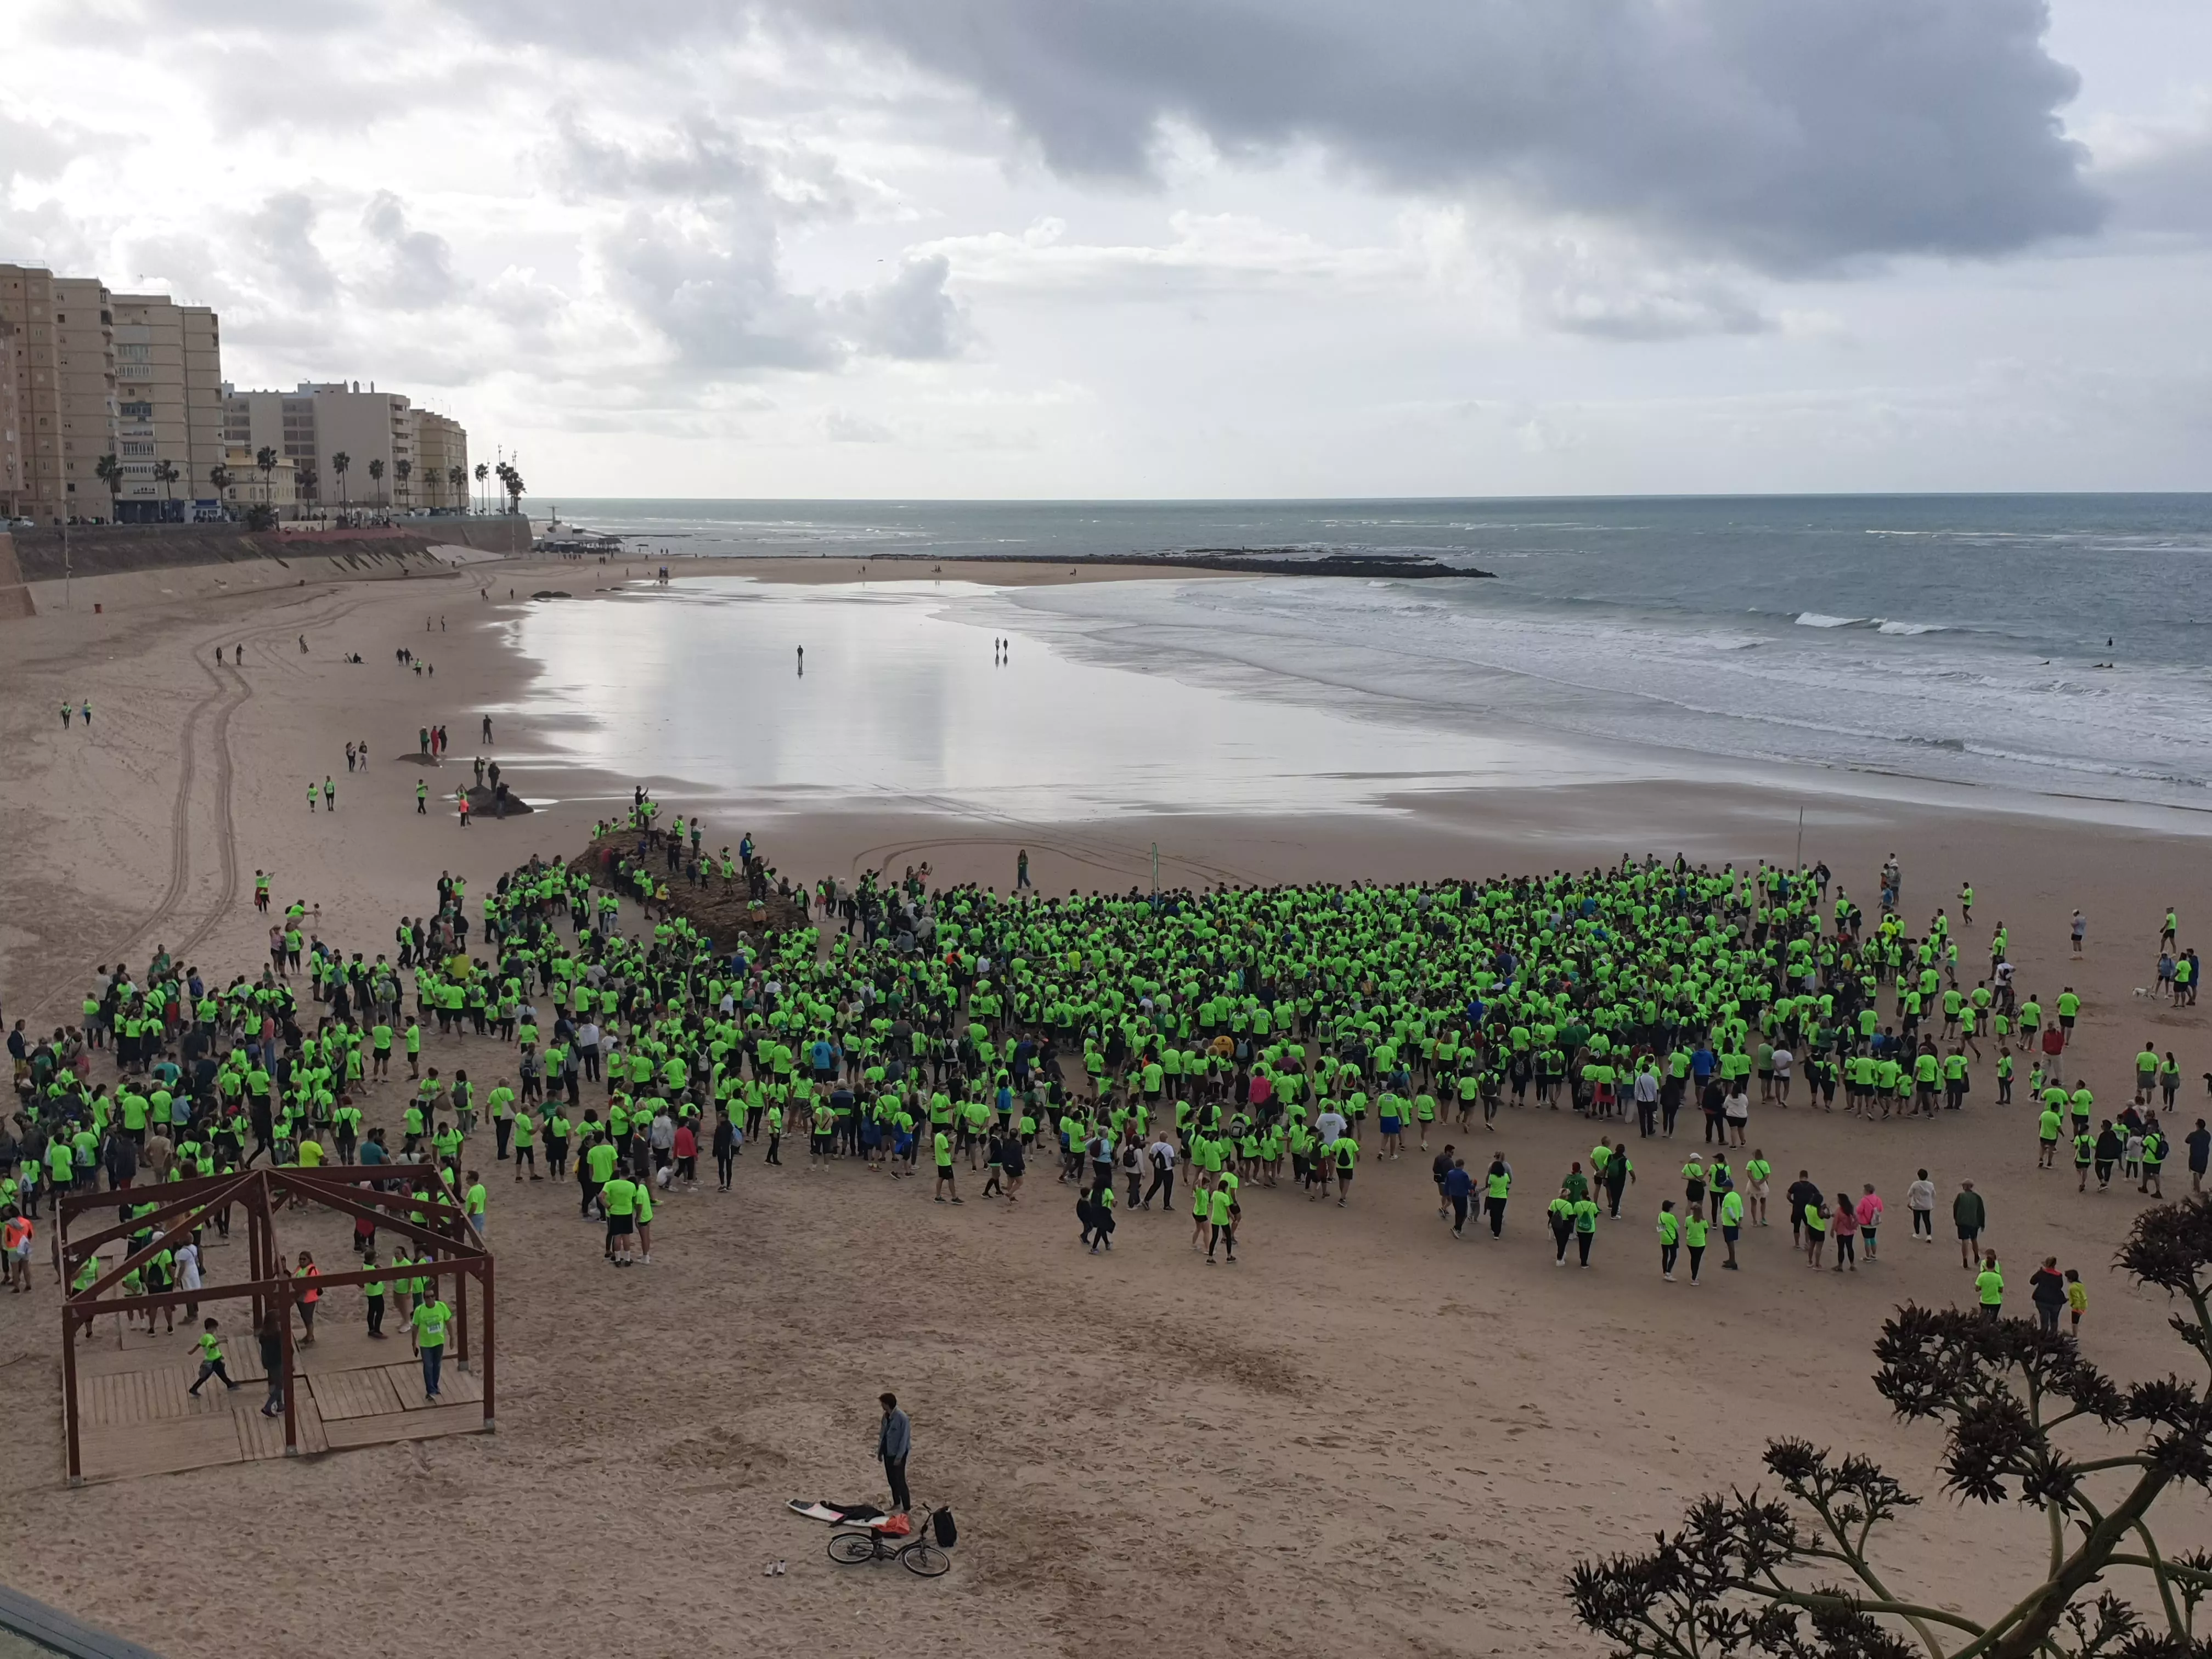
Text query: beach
0 552 2208 1659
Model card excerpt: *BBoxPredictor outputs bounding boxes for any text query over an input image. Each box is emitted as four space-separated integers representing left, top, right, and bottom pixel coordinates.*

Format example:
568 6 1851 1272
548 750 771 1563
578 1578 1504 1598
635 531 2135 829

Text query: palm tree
368 456 385 508
448 464 466 511
94 453 123 522
296 463 319 509
504 464 526 514
474 460 489 515
208 464 233 518
395 457 412 511
331 450 351 511
154 458 179 518
255 445 278 515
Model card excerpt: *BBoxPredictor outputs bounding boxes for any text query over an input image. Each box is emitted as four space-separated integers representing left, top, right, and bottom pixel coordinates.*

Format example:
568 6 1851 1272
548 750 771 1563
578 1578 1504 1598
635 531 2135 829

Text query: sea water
528 495 2212 813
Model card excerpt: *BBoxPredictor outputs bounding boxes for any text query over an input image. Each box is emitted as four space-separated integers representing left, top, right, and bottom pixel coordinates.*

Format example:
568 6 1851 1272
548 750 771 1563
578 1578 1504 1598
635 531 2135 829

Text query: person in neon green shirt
933 1129 960 1204
602 1173 639 1264
1656 1202 1681 1281
1717 1188 1744 1269
410 1294 453 1397
1570 1192 1600 1268
1974 1251 2004 1323
1205 1183 1237 1264
464 1171 487 1243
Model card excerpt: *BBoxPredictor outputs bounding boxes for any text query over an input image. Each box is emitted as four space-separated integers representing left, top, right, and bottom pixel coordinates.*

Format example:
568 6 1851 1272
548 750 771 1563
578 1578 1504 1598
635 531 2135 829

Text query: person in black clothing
2095 1121 2123 1190
1785 1172 1821 1247
2029 1256 2068 1334
713 1112 737 1192
2188 1118 2211 1194
257 1311 286 1418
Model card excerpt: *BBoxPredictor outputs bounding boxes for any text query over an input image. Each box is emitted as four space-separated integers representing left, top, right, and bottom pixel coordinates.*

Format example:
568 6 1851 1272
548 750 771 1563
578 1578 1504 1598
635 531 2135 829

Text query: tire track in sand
113 651 230 959
174 661 247 960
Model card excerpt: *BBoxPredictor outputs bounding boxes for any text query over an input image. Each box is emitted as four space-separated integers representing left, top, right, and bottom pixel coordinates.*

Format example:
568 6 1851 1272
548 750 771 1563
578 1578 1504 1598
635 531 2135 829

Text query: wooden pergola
57 1164 495 1486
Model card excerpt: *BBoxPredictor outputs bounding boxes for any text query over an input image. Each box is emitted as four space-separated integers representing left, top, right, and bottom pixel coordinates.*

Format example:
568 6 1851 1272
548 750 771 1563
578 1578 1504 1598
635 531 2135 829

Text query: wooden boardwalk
67 1318 487 1485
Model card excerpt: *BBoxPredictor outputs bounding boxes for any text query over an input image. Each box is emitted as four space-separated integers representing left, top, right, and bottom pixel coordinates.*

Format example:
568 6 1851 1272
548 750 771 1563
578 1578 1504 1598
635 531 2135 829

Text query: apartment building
0 264 81 524
0 264 228 523
110 292 225 521
217 443 297 515
0 321 22 518
413 410 469 509
222 380 464 512
52 276 119 521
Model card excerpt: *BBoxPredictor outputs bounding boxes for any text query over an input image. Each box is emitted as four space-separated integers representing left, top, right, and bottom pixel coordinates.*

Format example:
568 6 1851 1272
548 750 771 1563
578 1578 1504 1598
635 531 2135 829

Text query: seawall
3 517 531 616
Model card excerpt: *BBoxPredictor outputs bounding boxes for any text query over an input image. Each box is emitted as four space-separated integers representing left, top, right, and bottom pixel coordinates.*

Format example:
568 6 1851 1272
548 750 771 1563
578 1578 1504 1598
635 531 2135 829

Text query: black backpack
933 1506 957 1548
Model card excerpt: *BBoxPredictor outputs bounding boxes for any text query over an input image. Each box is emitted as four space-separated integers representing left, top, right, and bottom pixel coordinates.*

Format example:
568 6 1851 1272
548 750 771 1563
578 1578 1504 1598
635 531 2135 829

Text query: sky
3 0 2209 499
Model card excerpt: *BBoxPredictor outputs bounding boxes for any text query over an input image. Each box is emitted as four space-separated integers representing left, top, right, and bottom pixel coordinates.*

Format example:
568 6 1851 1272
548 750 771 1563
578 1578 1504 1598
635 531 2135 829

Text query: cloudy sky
3 0 2208 498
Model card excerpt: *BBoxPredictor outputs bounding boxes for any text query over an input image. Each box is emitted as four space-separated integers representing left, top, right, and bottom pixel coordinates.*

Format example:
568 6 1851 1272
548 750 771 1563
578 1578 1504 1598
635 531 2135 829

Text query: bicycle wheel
827 1531 878 1565
900 1541 950 1577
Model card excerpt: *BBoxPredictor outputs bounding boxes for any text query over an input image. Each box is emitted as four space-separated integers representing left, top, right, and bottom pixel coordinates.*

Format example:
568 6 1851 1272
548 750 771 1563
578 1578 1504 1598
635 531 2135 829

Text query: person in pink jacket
1855 1184 1885 1261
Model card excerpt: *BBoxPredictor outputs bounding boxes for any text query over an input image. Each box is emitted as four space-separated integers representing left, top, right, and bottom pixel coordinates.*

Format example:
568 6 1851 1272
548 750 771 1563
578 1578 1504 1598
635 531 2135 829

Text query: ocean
530 495 2212 814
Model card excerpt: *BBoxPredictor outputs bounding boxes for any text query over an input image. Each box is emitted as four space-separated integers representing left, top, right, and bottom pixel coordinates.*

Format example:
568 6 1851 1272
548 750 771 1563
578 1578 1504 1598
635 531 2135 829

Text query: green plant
1568 1195 2212 1659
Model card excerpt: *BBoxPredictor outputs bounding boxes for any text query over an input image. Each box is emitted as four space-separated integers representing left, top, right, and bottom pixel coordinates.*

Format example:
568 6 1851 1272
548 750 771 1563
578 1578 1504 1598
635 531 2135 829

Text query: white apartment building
221 381 464 514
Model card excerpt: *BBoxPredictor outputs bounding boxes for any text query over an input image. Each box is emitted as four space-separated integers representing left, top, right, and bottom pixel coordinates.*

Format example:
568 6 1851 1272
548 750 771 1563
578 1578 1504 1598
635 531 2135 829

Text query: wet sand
0 554 2207 1658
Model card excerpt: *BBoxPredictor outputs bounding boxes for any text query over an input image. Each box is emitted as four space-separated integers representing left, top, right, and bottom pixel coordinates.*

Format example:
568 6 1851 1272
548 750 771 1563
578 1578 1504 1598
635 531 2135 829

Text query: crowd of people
8 820 2210 1353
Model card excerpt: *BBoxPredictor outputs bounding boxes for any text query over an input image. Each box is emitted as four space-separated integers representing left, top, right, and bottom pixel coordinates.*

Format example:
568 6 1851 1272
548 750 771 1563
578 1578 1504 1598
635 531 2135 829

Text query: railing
0 1587 162 1658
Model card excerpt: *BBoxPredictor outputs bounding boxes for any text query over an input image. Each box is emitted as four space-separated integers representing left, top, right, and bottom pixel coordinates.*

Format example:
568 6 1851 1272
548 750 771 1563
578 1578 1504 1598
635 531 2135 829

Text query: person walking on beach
1906 1169 1935 1241
1954 1180 1987 1268
2030 1256 2067 1333
1974 1250 2004 1324
877 1392 911 1515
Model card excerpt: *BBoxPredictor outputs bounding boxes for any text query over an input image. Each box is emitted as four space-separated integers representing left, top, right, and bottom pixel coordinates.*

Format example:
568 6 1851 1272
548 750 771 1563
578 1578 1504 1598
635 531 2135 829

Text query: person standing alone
878 1391 912 1516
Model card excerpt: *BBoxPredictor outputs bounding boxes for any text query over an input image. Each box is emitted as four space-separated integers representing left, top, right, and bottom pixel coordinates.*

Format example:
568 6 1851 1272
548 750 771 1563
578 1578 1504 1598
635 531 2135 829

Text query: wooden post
61 1305 82 1486
479 1257 495 1433
455 1242 471 1374
267 1184 297 1456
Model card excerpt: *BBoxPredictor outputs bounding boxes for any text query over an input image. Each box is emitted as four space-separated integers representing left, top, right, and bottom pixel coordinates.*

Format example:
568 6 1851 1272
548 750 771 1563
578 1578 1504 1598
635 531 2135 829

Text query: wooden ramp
67 1325 487 1486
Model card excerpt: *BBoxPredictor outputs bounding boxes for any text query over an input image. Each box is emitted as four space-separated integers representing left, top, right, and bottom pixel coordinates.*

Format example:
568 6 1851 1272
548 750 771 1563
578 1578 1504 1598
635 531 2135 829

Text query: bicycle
825 1505 951 1576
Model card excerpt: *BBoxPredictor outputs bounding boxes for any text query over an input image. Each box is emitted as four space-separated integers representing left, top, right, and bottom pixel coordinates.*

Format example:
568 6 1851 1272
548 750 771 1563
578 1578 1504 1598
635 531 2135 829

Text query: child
187 1318 238 1396
1 1207 30 1293
2123 1129 2145 1182
363 1253 386 1338
2065 1268 2087 1333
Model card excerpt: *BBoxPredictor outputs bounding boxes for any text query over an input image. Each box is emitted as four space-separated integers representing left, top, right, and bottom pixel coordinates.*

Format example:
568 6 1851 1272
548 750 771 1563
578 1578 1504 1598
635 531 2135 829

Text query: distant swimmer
797 645 804 675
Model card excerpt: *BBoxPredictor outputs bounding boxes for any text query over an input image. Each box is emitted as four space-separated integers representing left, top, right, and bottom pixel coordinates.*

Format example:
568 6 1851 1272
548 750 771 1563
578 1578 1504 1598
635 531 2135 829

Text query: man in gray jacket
877 1392 912 1515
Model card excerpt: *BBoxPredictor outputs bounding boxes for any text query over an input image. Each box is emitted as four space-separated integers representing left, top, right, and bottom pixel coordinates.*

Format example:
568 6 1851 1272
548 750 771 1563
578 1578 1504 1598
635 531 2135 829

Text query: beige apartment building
223 380 465 514
0 264 230 524
413 410 469 509
217 443 297 515
52 276 119 521
0 264 93 524
0 320 22 518
110 292 225 521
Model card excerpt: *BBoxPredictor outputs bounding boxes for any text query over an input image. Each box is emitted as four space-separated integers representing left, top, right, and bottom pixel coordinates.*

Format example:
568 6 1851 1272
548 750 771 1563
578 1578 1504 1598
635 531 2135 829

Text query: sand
0 554 2208 1658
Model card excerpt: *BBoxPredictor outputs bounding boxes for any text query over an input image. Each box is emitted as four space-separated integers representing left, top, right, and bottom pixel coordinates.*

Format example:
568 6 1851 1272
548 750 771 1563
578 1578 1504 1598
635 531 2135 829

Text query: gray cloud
0 105 90 181
247 192 338 303
2098 128 2212 236
442 0 2104 272
824 408 896 442
598 207 970 375
597 205 839 371
836 255 970 359
783 0 2103 272
361 190 464 309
